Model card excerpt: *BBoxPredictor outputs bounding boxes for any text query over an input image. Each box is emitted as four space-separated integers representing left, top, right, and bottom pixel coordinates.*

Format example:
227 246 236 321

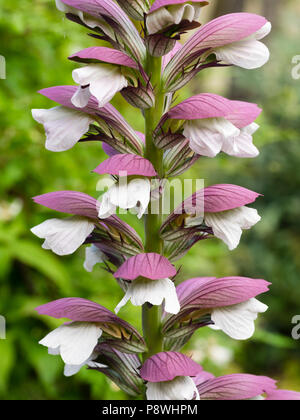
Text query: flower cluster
31 0 299 400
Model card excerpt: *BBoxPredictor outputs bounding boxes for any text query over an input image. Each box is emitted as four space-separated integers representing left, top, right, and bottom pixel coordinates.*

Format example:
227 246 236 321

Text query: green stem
142 54 165 361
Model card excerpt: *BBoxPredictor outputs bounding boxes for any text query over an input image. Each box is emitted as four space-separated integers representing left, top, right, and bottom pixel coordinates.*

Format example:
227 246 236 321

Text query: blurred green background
0 0 300 399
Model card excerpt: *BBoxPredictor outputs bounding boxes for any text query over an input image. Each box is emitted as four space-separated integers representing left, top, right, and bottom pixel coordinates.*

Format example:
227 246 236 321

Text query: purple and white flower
168 93 262 158
32 85 143 153
140 351 202 400
36 297 144 376
69 47 138 108
163 13 271 84
114 253 180 314
94 154 157 219
31 190 143 255
162 184 262 251
163 276 270 341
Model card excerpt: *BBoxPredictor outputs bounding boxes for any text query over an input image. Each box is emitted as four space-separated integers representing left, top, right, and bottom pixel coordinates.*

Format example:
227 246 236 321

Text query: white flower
146 376 200 400
71 64 128 108
147 3 202 35
31 216 95 256
115 278 180 315
210 298 268 340
214 22 272 69
83 244 107 272
32 106 93 152
98 177 151 219
183 118 259 158
203 206 261 250
39 321 103 365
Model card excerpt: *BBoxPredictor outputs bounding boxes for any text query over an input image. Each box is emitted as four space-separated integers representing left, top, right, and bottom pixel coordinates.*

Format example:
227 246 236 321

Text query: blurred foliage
0 0 299 399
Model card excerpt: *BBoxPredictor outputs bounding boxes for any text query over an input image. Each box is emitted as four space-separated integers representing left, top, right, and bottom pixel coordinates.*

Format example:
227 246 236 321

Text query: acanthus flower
32 85 143 153
114 253 180 314
167 93 262 158
94 154 157 219
31 190 144 258
140 351 202 400
161 184 261 254
162 276 270 349
36 297 145 376
69 47 138 108
163 13 271 90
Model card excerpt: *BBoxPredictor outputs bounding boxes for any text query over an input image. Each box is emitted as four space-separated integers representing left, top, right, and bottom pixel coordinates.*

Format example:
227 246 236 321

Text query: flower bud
121 83 155 109
146 34 177 57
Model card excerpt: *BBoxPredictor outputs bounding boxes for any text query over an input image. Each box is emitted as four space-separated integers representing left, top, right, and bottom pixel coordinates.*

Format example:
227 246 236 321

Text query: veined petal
84 245 107 272
214 39 270 69
39 321 102 365
115 278 180 315
184 118 239 157
146 376 200 400
204 206 261 250
72 64 128 108
222 123 260 158
210 298 268 340
32 106 93 152
31 216 95 256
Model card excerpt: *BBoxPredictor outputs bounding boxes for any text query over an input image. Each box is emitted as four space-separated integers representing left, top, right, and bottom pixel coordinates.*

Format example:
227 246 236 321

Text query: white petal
254 22 272 40
32 106 93 152
64 363 85 377
146 376 200 400
210 298 268 340
72 64 128 108
204 206 261 250
115 278 180 315
215 39 270 69
98 190 117 219
71 86 91 108
222 123 260 158
100 178 151 219
184 118 239 157
48 347 60 355
84 245 107 272
127 178 151 219
39 322 102 365
31 216 95 256
146 4 202 35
